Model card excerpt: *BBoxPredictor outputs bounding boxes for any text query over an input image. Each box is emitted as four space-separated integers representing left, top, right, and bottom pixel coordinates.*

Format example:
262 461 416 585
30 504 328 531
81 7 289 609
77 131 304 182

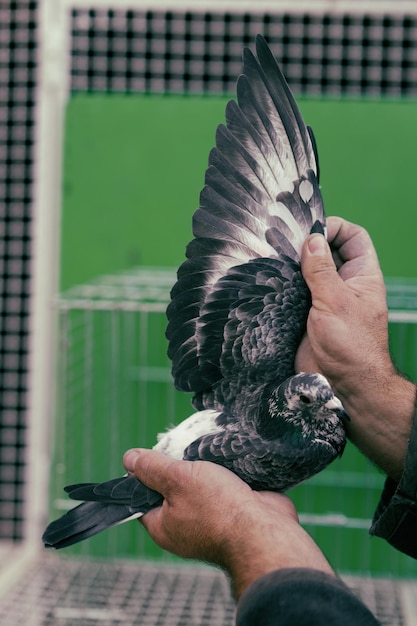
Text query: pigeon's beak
323 397 350 423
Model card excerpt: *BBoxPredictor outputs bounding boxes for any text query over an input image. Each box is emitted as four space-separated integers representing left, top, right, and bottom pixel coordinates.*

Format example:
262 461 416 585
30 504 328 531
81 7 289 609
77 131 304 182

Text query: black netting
70 10 417 96
0 0 37 540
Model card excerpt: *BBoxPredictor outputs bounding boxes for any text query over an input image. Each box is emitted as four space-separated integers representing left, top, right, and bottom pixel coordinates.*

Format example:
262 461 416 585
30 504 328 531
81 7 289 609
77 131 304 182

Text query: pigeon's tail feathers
42 500 142 549
42 476 163 549
64 476 163 509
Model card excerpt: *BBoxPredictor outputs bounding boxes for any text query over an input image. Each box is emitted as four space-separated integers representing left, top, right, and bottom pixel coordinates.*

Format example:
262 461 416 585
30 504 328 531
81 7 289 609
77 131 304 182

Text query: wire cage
0 556 414 626
49 268 417 581
3 1 417 624
50 268 186 560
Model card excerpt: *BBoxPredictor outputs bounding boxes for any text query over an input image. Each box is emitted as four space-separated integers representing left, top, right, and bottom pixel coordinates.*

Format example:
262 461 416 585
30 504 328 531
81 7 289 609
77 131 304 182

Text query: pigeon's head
265 372 347 457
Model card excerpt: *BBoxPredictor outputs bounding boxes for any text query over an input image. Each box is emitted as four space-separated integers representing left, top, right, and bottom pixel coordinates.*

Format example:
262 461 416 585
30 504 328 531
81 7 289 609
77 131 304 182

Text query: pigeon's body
156 374 345 492
42 36 347 550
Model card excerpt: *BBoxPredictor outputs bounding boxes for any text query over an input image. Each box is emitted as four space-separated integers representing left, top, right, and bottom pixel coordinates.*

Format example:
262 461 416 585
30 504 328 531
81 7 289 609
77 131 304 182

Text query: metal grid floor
0 554 413 626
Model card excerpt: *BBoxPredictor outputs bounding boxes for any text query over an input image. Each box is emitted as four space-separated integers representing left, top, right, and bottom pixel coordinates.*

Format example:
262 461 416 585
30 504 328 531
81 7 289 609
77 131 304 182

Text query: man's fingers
138 504 163 536
123 448 181 495
327 216 371 258
326 217 383 281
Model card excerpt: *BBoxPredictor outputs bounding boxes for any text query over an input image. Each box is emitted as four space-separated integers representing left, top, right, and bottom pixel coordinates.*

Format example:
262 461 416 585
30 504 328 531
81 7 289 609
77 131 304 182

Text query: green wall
61 93 417 290
61 95 227 289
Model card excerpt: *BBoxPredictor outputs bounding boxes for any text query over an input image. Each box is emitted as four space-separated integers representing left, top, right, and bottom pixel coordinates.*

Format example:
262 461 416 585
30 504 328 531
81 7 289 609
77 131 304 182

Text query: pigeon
42 35 347 550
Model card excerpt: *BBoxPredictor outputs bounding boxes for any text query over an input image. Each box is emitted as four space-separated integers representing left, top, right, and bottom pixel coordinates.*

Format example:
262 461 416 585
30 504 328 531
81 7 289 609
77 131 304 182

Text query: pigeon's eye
299 394 312 404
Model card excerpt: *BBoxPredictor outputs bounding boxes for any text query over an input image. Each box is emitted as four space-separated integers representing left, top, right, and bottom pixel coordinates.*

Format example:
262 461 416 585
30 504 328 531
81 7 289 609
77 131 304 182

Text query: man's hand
296 217 416 481
296 216 393 391
123 448 334 598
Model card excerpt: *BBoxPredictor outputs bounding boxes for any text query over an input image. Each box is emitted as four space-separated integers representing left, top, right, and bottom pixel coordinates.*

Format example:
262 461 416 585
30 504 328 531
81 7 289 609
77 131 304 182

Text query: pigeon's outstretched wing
166 35 324 412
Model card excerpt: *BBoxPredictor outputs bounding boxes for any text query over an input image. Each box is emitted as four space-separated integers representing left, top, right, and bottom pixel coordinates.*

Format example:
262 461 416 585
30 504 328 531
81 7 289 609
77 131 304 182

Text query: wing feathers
166 36 324 404
252 36 316 173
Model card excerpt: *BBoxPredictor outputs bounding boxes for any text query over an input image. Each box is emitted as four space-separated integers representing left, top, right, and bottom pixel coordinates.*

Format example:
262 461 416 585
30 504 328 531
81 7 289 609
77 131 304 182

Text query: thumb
301 234 346 311
123 448 180 495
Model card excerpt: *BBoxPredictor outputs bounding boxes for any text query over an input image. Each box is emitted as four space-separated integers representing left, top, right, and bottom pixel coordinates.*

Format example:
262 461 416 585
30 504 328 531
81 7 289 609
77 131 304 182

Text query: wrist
339 372 416 481
220 512 335 599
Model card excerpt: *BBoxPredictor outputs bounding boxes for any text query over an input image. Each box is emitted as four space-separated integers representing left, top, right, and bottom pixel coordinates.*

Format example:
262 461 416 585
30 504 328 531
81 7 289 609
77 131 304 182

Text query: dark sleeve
370 401 417 558
236 568 380 626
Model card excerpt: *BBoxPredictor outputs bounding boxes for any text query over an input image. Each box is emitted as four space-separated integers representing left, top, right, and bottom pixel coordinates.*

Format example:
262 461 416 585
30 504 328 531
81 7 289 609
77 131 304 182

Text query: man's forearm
222 515 335 599
339 373 416 482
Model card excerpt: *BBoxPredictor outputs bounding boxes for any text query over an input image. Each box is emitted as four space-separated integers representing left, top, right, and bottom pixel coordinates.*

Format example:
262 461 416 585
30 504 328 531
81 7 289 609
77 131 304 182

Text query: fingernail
123 448 140 473
307 234 327 256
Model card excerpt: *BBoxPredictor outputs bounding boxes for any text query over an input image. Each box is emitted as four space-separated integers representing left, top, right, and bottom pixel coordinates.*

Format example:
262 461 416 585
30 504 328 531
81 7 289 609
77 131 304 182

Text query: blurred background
1 0 417 624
